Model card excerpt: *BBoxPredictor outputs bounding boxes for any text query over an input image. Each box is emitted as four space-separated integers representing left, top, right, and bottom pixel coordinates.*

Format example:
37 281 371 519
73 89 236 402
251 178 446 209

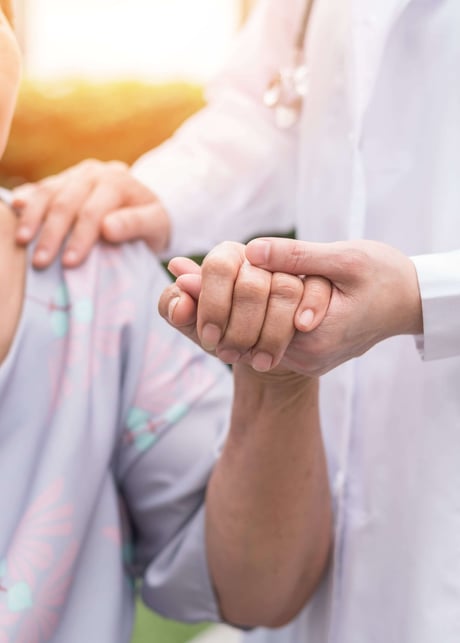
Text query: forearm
131 1 301 258
206 364 332 628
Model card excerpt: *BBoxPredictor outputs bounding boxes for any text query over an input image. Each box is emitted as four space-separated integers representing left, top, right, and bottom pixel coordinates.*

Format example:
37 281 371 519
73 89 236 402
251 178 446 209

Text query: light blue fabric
0 239 232 642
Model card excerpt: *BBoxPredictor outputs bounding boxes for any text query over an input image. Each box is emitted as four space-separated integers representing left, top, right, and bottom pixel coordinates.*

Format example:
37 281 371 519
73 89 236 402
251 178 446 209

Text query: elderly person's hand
240 237 424 376
159 241 332 373
12 159 171 268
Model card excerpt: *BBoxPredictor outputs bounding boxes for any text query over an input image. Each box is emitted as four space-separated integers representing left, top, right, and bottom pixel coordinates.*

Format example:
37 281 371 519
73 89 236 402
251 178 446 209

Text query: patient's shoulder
0 201 27 365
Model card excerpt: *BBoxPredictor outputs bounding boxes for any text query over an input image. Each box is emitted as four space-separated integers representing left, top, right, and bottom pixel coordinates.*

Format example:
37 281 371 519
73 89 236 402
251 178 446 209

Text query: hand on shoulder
12 159 171 269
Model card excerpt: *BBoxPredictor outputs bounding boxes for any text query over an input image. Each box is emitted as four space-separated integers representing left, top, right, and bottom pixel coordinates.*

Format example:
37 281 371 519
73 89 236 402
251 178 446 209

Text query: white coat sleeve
411 251 460 360
131 0 303 257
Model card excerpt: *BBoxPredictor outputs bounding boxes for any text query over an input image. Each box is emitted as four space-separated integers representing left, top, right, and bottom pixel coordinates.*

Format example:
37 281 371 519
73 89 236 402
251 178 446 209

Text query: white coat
133 1 460 641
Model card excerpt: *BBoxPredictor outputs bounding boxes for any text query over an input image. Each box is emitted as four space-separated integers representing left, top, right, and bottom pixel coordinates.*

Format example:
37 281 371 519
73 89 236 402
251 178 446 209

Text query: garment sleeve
411 250 460 360
114 246 233 623
131 0 303 257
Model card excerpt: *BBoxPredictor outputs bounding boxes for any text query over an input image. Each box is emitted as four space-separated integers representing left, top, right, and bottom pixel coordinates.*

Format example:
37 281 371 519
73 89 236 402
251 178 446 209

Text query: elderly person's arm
159 245 333 627
206 365 331 627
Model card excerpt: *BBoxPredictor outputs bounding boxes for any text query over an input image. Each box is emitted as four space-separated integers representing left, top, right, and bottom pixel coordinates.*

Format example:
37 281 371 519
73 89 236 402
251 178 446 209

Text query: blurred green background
133 601 208 643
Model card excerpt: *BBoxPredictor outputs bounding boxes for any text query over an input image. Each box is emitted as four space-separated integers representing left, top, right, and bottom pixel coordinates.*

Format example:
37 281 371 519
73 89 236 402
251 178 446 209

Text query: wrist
232 363 318 425
398 256 424 336
233 362 316 388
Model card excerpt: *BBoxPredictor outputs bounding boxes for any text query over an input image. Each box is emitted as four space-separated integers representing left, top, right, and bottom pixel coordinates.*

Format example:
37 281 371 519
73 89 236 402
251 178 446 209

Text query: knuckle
271 272 303 301
49 197 74 215
202 254 237 279
223 332 256 354
126 208 146 230
78 158 100 173
108 160 129 172
232 286 261 307
34 181 55 198
238 264 270 292
202 242 245 280
78 205 100 223
288 242 312 274
303 276 331 301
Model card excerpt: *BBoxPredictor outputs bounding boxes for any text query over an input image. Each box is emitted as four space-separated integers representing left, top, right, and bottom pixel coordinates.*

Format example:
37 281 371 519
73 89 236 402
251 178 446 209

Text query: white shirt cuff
411 251 460 360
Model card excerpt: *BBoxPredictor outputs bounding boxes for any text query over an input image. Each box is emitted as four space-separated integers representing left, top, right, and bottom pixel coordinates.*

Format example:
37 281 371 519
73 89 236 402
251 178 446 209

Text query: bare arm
207 365 331 628
159 243 333 627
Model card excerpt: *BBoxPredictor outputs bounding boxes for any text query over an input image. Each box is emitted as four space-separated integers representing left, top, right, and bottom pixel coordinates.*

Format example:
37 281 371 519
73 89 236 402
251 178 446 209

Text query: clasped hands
159 238 424 377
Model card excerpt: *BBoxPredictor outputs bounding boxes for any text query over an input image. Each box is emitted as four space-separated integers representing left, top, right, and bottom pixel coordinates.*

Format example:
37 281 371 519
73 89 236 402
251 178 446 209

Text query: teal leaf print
7 582 33 612
51 284 71 337
124 404 190 453
126 407 150 432
74 299 93 324
51 311 69 337
164 402 189 425
125 407 157 453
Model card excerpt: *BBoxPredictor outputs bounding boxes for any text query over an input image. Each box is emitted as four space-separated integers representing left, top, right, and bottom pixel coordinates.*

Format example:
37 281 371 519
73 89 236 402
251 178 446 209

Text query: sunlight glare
25 0 240 82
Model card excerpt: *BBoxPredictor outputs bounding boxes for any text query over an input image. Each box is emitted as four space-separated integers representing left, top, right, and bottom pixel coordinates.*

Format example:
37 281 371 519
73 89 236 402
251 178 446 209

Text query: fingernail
217 349 241 364
16 225 31 241
63 249 78 264
298 309 314 330
168 296 180 322
247 239 270 265
201 324 221 351
251 352 273 372
34 249 49 265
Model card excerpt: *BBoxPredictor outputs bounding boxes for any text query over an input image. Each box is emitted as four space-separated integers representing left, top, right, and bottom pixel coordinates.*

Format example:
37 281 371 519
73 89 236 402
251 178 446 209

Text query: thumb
246 238 358 284
102 202 171 253
158 287 199 336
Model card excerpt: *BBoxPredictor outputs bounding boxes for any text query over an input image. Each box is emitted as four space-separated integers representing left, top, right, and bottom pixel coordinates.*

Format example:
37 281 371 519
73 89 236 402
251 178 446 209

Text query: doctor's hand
242 237 424 376
158 241 332 374
12 159 171 268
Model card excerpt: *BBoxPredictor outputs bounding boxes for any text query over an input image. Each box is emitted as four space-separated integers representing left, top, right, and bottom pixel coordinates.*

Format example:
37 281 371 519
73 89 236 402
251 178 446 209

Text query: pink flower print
102 496 134 577
79 278 135 387
66 242 132 301
0 562 20 634
48 254 136 404
102 526 122 547
0 600 19 640
134 328 219 419
15 542 78 643
135 332 184 412
121 326 221 452
122 402 190 454
0 480 74 642
6 479 73 587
